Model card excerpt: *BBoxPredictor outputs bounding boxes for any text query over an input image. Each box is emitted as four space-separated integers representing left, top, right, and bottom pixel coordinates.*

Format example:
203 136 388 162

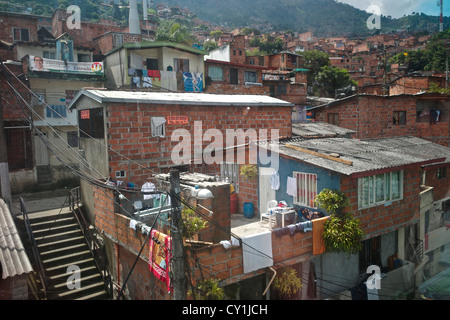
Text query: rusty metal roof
0 199 33 279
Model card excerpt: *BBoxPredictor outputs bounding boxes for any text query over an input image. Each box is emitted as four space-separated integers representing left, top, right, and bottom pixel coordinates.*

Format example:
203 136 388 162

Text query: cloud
337 0 443 18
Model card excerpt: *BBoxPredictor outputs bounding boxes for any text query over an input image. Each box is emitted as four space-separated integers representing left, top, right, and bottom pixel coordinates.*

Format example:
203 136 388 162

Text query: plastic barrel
243 202 254 219
230 193 238 214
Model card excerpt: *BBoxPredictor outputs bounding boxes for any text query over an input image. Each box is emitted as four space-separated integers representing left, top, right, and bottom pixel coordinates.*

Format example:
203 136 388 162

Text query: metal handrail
68 187 113 298
20 197 48 298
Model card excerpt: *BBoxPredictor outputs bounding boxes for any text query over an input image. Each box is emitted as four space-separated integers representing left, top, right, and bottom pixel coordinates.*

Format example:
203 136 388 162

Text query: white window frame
293 171 318 207
358 170 403 209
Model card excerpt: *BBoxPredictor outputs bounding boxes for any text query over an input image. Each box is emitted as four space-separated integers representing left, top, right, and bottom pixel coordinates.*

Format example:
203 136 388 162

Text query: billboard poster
29 55 103 75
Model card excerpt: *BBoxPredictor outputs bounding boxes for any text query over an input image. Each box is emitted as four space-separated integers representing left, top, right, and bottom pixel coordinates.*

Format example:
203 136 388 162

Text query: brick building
259 135 450 299
68 89 292 222
67 89 294 299
389 74 447 96
204 59 268 95
309 93 450 147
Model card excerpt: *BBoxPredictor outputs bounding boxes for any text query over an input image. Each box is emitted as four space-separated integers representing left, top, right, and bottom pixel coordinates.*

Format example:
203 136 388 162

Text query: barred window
293 172 317 207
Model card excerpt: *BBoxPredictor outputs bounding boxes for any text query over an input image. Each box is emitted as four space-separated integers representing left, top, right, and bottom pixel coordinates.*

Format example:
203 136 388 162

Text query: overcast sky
337 0 449 18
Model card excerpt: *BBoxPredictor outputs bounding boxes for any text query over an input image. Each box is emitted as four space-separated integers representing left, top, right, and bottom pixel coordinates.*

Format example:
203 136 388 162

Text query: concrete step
42 248 92 269
35 228 83 244
37 235 86 252
48 279 108 300
45 257 97 277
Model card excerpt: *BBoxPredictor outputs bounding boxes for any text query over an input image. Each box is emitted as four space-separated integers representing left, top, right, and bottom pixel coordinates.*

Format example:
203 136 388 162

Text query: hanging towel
129 219 138 230
160 71 177 91
149 229 172 293
148 69 161 81
271 171 280 190
312 216 329 255
241 231 273 274
287 176 297 197
151 117 166 137
141 182 156 200
143 76 152 88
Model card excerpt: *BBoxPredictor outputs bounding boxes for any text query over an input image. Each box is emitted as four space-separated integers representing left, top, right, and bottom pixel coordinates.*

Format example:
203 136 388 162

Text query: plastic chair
260 200 278 228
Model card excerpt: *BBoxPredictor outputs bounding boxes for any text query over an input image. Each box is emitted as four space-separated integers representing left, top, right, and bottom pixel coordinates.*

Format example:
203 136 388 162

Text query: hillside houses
0 5 449 302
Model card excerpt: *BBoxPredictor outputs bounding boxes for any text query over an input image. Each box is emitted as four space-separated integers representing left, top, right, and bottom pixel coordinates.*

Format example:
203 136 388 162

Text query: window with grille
293 172 318 207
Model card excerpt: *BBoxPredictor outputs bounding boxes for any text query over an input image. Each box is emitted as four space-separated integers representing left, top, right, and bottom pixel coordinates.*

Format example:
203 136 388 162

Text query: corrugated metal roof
292 122 356 138
262 136 449 176
0 199 33 279
68 89 294 110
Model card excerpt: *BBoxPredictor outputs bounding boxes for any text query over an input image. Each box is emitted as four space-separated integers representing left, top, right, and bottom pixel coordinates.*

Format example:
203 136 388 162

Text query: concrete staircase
26 208 111 300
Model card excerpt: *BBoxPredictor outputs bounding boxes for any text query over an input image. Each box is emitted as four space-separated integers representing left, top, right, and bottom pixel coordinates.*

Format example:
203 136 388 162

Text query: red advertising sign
80 110 90 119
167 115 188 125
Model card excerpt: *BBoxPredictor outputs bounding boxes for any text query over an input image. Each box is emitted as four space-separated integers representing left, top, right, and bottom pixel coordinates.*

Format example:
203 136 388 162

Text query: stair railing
68 187 113 298
20 197 48 298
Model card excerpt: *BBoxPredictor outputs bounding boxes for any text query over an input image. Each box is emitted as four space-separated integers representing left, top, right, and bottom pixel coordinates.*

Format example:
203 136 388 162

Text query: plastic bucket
243 202 254 219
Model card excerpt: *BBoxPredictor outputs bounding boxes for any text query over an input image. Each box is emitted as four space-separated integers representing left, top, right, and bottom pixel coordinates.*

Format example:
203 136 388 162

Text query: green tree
210 30 223 41
155 20 196 46
314 66 355 97
203 40 218 52
300 50 330 86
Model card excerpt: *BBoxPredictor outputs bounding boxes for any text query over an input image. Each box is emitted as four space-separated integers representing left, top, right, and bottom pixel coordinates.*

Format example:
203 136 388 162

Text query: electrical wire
0 59 430 301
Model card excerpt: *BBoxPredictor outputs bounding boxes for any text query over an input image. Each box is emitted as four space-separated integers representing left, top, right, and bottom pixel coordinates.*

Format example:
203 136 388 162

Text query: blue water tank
243 202 254 219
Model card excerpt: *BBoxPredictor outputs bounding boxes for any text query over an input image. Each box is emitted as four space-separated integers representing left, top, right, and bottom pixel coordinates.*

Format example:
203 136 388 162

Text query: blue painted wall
258 151 341 208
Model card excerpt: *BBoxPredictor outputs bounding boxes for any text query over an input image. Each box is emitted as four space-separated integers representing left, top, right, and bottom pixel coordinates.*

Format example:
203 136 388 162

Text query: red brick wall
340 166 422 239
425 164 450 201
229 35 246 65
0 13 40 43
93 185 170 300
0 63 31 120
92 185 315 299
106 103 292 185
389 77 431 96
314 95 450 147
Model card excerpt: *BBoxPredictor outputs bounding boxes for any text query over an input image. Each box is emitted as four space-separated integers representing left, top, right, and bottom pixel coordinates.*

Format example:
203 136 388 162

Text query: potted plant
181 206 208 241
239 164 258 180
322 213 364 255
272 267 302 299
314 188 349 215
188 278 226 300
315 189 364 255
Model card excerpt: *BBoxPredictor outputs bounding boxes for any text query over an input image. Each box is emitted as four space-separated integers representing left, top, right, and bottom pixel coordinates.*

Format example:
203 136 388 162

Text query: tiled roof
0 199 33 279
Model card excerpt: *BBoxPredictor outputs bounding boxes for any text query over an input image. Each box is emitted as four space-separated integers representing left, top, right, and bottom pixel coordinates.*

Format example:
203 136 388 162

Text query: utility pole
170 168 186 300
0 59 12 209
